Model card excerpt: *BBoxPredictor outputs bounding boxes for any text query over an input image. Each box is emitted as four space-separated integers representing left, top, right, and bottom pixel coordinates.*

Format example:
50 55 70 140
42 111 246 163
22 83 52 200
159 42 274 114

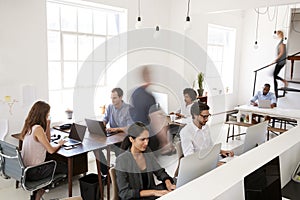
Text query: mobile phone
64 146 73 150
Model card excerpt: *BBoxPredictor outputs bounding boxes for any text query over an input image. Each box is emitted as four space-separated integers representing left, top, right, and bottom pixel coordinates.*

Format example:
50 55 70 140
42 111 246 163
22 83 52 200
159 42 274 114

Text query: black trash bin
79 173 102 200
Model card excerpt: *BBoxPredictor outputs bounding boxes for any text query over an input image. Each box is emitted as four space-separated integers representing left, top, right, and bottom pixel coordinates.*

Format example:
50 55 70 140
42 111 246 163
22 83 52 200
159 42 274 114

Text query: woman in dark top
115 122 176 200
273 30 288 98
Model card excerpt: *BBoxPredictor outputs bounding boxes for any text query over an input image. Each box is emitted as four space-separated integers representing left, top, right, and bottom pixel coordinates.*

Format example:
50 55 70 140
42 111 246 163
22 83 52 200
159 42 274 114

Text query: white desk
235 105 300 125
159 126 300 200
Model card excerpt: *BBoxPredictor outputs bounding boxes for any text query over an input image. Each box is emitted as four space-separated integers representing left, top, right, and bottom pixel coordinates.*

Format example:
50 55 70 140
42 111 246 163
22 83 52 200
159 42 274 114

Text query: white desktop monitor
176 143 221 188
243 121 268 153
152 92 168 114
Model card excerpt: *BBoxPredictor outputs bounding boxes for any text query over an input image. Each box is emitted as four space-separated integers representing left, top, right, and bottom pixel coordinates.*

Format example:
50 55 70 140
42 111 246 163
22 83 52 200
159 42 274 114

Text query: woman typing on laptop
21 101 66 200
115 122 175 200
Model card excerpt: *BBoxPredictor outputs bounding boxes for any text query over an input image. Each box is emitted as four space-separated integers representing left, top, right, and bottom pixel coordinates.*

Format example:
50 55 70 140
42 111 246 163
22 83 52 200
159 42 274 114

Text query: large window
46 0 127 121
207 24 236 94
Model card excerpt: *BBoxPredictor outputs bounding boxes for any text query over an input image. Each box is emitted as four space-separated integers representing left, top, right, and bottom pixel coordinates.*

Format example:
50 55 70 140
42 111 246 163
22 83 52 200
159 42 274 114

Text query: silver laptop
176 143 221 188
258 99 271 108
243 121 268 153
63 123 87 147
85 118 117 137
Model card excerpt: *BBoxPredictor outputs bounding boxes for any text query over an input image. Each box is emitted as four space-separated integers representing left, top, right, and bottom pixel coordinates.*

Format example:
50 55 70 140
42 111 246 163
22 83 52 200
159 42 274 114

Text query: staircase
278 80 300 98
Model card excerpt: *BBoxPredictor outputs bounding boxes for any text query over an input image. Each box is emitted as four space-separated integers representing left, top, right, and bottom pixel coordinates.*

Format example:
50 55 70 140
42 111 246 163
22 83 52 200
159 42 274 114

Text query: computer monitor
244 156 282 200
176 143 221 188
243 121 268 153
152 92 168 114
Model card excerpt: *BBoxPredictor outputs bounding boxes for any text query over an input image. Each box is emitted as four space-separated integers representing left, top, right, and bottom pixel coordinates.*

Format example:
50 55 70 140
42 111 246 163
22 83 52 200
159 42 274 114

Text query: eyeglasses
199 114 211 119
134 121 146 127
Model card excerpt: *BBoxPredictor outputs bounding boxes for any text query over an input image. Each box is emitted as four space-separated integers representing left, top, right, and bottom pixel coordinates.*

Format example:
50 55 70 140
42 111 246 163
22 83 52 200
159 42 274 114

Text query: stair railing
252 51 300 96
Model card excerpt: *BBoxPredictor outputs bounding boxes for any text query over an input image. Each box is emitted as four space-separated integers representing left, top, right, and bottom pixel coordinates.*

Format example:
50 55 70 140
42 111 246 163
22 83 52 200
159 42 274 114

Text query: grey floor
0 122 282 200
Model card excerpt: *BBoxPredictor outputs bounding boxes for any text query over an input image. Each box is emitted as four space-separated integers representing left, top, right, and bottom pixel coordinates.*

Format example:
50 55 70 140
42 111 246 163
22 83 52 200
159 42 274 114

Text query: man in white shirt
180 102 234 157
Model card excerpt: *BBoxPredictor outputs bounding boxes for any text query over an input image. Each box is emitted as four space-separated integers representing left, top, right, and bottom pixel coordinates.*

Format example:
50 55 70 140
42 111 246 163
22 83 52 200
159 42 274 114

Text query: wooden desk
287 55 300 80
85 131 126 200
12 129 126 199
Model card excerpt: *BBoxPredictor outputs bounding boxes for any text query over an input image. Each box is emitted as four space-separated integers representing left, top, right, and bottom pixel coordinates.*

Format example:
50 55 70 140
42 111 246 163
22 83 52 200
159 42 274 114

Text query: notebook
85 118 117 137
63 123 87 147
258 99 271 108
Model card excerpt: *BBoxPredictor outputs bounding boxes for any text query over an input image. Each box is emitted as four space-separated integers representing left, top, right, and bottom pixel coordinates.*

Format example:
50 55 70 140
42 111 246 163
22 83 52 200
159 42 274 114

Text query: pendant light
135 0 142 29
254 8 259 49
153 25 160 39
184 0 191 30
273 6 278 39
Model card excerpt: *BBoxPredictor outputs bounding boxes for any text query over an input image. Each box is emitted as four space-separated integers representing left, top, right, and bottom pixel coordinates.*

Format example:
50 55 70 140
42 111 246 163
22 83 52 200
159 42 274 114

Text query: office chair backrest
0 140 24 181
0 140 57 194
176 143 221 188
243 121 268 154
109 167 119 200
0 119 8 141
174 141 184 177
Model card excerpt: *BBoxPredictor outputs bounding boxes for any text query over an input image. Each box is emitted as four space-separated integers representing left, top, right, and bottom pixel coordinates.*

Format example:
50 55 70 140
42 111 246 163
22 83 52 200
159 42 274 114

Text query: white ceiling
195 0 300 13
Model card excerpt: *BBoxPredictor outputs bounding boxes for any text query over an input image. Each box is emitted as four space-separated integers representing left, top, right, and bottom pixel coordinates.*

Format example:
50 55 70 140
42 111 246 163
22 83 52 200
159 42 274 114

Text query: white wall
0 0 172 138
0 0 49 143
238 4 300 106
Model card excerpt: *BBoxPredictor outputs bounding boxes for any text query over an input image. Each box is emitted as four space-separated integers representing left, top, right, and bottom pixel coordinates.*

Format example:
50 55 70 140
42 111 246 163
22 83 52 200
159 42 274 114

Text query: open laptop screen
69 123 86 141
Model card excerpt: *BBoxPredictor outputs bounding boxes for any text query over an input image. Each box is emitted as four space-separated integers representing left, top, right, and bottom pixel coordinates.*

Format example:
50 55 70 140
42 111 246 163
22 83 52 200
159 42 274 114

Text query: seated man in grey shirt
98 88 134 177
103 87 133 133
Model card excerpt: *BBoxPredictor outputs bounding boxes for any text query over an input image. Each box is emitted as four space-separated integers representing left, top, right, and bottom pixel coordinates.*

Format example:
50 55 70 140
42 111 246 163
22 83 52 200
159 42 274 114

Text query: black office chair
0 140 57 200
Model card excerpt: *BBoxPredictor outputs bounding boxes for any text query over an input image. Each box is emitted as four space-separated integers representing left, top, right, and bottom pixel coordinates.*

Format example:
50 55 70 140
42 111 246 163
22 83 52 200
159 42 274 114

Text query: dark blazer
115 148 173 200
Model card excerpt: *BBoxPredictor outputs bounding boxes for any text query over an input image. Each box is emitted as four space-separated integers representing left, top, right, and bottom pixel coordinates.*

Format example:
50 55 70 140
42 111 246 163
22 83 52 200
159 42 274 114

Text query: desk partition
159 126 300 200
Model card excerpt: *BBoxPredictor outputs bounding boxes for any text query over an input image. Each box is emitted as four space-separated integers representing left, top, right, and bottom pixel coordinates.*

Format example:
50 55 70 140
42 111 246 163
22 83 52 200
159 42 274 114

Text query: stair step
287 80 300 84
278 87 300 92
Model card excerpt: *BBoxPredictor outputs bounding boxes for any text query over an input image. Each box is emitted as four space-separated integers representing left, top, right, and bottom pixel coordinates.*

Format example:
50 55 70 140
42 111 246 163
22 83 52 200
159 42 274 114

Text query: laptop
85 118 117 137
176 143 221 188
63 123 87 147
258 99 271 108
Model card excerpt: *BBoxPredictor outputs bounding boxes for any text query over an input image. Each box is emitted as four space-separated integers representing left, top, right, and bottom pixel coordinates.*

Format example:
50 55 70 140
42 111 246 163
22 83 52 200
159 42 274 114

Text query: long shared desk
12 128 126 199
159 125 300 199
235 104 300 125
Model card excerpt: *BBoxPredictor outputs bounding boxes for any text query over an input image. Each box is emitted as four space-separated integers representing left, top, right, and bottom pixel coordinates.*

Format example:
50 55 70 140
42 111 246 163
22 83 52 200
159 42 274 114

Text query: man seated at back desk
97 87 133 179
248 83 277 123
103 87 133 133
180 102 234 159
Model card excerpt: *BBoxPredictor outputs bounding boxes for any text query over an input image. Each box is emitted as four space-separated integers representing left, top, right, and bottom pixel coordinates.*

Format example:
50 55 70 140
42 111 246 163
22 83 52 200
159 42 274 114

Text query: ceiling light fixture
135 0 142 29
153 25 160 39
254 8 260 49
184 0 191 30
283 5 289 44
273 6 278 39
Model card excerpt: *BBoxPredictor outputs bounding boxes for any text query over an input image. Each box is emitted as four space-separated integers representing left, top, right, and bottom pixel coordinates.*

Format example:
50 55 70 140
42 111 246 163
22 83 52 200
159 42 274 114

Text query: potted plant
197 72 204 97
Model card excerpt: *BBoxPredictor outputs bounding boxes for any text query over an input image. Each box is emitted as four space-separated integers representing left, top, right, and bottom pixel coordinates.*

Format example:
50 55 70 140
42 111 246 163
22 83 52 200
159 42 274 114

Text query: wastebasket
79 173 102 200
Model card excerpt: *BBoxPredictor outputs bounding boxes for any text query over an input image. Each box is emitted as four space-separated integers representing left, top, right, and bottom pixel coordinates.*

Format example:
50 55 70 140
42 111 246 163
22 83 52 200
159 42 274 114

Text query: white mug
170 114 176 122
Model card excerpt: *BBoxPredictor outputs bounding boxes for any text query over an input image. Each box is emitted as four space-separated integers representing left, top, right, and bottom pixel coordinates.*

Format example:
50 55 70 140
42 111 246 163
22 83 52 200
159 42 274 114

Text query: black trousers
273 63 285 98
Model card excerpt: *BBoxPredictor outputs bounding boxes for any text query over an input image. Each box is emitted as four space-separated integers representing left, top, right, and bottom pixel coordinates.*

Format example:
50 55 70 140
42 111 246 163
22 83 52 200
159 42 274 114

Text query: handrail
252 51 300 96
